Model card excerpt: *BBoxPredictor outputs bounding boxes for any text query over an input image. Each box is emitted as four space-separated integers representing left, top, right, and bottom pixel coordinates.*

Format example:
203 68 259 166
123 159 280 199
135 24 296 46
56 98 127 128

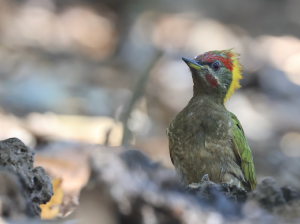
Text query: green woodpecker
167 49 256 191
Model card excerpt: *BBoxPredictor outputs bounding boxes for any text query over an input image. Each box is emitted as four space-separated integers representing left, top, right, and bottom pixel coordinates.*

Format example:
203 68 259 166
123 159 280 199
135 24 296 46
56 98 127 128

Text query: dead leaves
40 178 63 220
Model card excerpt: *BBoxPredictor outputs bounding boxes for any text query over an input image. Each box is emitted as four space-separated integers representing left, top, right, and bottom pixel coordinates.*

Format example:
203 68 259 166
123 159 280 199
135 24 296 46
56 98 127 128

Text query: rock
0 138 53 217
186 181 248 204
248 177 300 216
249 177 293 211
83 146 300 224
185 180 248 217
244 177 300 223
281 186 300 203
0 168 33 219
86 146 248 223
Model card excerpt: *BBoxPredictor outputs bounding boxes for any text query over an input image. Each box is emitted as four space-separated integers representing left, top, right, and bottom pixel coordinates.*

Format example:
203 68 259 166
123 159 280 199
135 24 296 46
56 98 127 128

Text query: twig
121 50 163 145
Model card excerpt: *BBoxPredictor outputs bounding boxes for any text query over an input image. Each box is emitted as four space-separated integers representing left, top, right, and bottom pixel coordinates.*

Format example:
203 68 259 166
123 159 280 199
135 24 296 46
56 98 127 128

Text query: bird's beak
182 57 205 71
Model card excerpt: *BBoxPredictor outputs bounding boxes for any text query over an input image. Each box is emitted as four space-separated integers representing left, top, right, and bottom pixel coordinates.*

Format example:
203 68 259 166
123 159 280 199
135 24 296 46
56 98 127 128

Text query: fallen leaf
40 178 63 220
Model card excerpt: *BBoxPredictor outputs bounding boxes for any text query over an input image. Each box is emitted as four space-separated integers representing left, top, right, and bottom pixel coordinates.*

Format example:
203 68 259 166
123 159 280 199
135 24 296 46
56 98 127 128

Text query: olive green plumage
167 49 256 191
230 112 256 190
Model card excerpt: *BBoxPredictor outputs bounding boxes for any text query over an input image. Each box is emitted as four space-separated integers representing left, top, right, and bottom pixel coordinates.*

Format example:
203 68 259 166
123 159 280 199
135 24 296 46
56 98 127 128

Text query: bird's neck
191 93 225 106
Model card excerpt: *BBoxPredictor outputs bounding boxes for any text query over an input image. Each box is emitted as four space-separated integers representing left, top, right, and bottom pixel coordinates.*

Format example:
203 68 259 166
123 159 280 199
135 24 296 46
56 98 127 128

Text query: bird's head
182 49 243 104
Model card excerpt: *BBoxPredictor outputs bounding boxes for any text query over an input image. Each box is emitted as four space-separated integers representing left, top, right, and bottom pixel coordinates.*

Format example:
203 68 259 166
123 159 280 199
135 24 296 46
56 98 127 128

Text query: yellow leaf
40 178 63 219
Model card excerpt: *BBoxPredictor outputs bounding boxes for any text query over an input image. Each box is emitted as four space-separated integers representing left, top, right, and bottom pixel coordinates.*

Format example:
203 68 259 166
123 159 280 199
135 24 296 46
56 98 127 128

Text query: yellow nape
224 52 243 103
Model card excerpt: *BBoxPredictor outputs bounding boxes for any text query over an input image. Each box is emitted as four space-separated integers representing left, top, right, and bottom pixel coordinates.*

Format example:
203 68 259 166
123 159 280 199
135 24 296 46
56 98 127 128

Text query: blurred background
0 0 300 221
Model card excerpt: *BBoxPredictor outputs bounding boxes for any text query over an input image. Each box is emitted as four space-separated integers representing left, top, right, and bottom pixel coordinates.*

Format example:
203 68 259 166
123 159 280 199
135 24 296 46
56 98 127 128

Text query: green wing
230 112 257 190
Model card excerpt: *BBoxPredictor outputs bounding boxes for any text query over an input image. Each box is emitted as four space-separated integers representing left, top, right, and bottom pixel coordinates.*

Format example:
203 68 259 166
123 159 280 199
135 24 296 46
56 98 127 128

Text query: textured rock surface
0 139 300 223
186 181 248 204
77 145 300 224
0 138 53 217
249 177 300 211
186 180 248 217
0 168 33 219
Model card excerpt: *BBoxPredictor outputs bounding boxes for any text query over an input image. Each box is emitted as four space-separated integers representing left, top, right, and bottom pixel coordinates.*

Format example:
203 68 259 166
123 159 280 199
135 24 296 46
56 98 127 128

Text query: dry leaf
40 178 63 220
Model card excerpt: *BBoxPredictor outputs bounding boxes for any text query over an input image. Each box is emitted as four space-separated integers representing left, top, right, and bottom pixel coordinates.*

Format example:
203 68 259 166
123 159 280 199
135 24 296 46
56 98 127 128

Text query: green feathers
230 112 257 190
168 50 257 191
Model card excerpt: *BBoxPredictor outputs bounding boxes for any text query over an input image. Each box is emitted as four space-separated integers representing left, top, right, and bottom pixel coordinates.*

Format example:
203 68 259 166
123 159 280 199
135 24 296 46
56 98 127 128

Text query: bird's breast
168 103 237 184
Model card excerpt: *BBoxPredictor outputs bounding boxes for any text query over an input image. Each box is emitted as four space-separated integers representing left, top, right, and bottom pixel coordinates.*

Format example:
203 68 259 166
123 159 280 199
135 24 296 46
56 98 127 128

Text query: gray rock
0 168 30 219
0 138 53 217
249 177 300 212
87 146 300 224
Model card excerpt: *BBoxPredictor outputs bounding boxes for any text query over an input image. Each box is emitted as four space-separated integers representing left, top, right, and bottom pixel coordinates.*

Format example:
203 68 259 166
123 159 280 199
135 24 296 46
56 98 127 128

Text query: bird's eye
212 61 220 71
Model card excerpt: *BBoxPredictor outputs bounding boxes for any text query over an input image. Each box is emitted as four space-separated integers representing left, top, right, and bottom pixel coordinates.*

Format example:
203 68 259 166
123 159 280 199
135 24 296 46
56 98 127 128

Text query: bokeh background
1 0 300 221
